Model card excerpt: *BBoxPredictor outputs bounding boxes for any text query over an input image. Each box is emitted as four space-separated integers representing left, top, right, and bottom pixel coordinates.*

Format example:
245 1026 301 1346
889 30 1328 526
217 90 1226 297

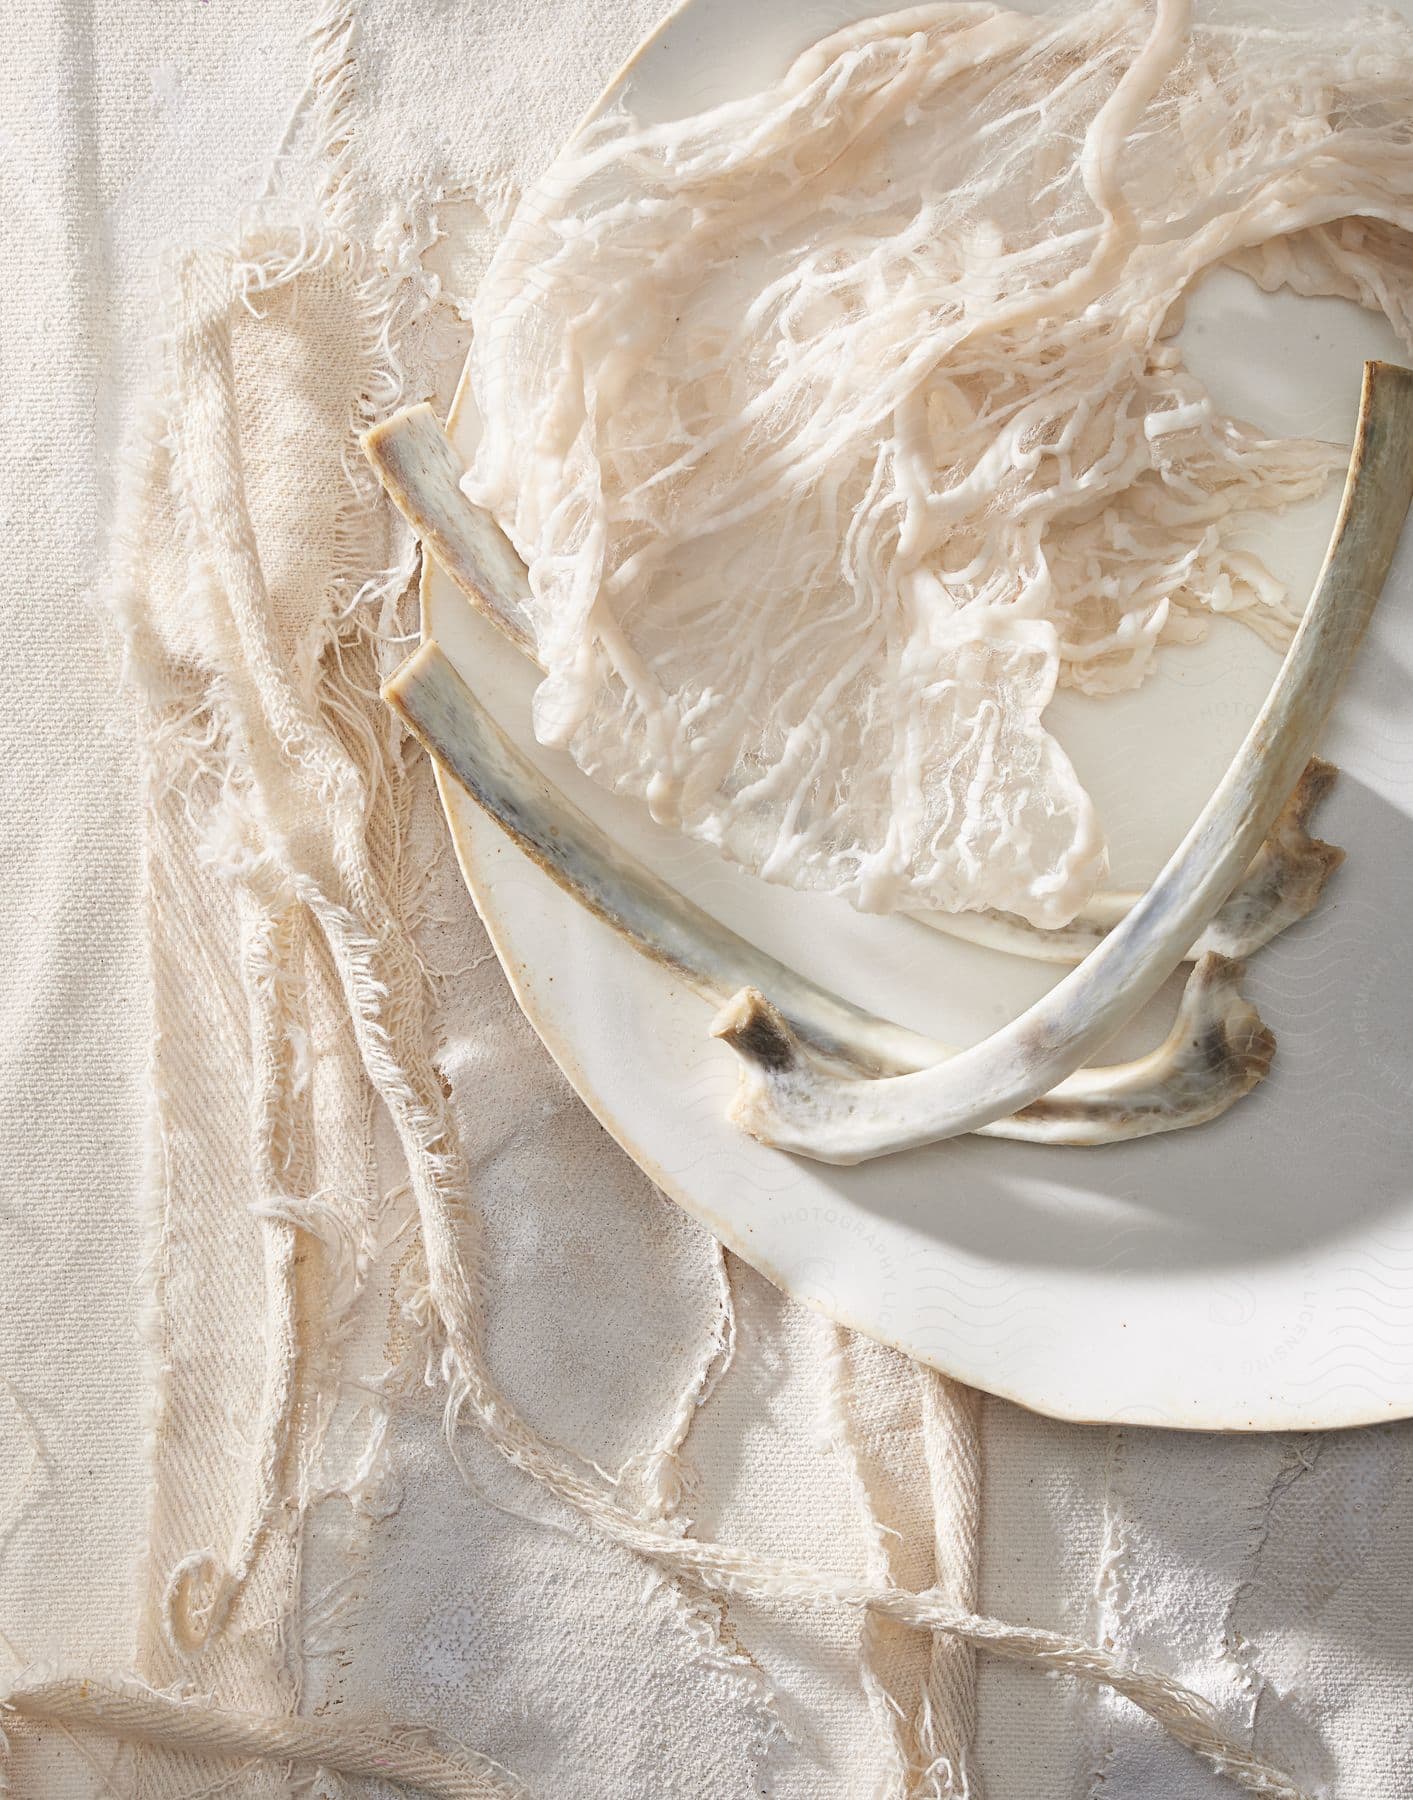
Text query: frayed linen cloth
2 2 1412 1797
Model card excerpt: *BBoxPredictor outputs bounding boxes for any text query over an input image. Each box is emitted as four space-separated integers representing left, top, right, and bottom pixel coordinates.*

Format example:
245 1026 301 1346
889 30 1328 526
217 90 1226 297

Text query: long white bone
384 639 1273 1146
712 361 1413 1162
364 403 1342 965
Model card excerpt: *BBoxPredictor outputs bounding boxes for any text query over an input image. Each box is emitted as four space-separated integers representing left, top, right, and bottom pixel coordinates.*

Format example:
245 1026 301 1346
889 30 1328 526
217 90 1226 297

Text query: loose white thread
820 1319 916 1797
0 1672 524 1800
161 901 307 1659
915 1372 982 1800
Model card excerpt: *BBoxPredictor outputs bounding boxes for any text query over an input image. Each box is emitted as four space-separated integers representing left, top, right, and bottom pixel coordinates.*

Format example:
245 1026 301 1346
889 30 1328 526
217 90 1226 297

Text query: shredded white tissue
465 0 1413 927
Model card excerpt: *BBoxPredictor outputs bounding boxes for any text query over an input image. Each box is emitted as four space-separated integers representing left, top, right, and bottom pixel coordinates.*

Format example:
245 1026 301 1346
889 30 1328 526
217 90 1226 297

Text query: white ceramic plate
424 0 1413 1429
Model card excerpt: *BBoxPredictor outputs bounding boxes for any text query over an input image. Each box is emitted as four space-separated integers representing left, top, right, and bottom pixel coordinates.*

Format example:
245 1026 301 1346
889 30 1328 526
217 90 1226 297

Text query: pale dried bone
711 362 1413 1163
365 404 535 657
365 403 1338 963
383 638 1273 1147
911 758 1345 965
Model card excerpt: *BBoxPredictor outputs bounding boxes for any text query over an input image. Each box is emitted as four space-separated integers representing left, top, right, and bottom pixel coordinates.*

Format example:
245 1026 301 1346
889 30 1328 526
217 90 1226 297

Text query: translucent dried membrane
466 0 1413 928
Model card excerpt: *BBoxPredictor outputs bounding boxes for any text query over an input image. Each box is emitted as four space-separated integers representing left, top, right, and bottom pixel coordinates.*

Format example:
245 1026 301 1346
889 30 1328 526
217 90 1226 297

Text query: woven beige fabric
0 4 309 1792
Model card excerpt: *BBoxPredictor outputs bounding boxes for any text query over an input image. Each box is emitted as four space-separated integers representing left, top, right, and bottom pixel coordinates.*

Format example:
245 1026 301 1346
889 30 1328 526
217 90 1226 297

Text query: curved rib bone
364 403 537 657
715 361 1413 1163
713 952 1273 1149
384 639 1274 1145
364 403 1342 966
912 757 1345 965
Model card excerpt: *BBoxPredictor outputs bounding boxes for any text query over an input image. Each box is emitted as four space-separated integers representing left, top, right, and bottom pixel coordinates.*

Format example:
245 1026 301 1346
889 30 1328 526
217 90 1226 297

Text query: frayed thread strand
0 1673 524 1800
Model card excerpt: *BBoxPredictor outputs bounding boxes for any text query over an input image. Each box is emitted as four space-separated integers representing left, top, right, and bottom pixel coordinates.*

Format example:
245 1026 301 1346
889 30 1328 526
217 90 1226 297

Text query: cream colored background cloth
2 2 1412 1796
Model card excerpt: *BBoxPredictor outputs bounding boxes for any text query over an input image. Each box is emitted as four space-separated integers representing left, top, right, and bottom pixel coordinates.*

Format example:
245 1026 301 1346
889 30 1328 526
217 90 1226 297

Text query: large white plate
424 0 1413 1429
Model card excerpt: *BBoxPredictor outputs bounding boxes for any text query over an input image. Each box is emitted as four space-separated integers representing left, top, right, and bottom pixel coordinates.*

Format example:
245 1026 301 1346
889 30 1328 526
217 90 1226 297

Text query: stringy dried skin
465 0 1413 930
366 405 1346 974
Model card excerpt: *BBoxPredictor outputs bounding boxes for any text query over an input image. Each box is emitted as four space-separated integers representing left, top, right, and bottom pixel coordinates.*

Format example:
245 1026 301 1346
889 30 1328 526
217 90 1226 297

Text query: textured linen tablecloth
2 2 1411 1795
